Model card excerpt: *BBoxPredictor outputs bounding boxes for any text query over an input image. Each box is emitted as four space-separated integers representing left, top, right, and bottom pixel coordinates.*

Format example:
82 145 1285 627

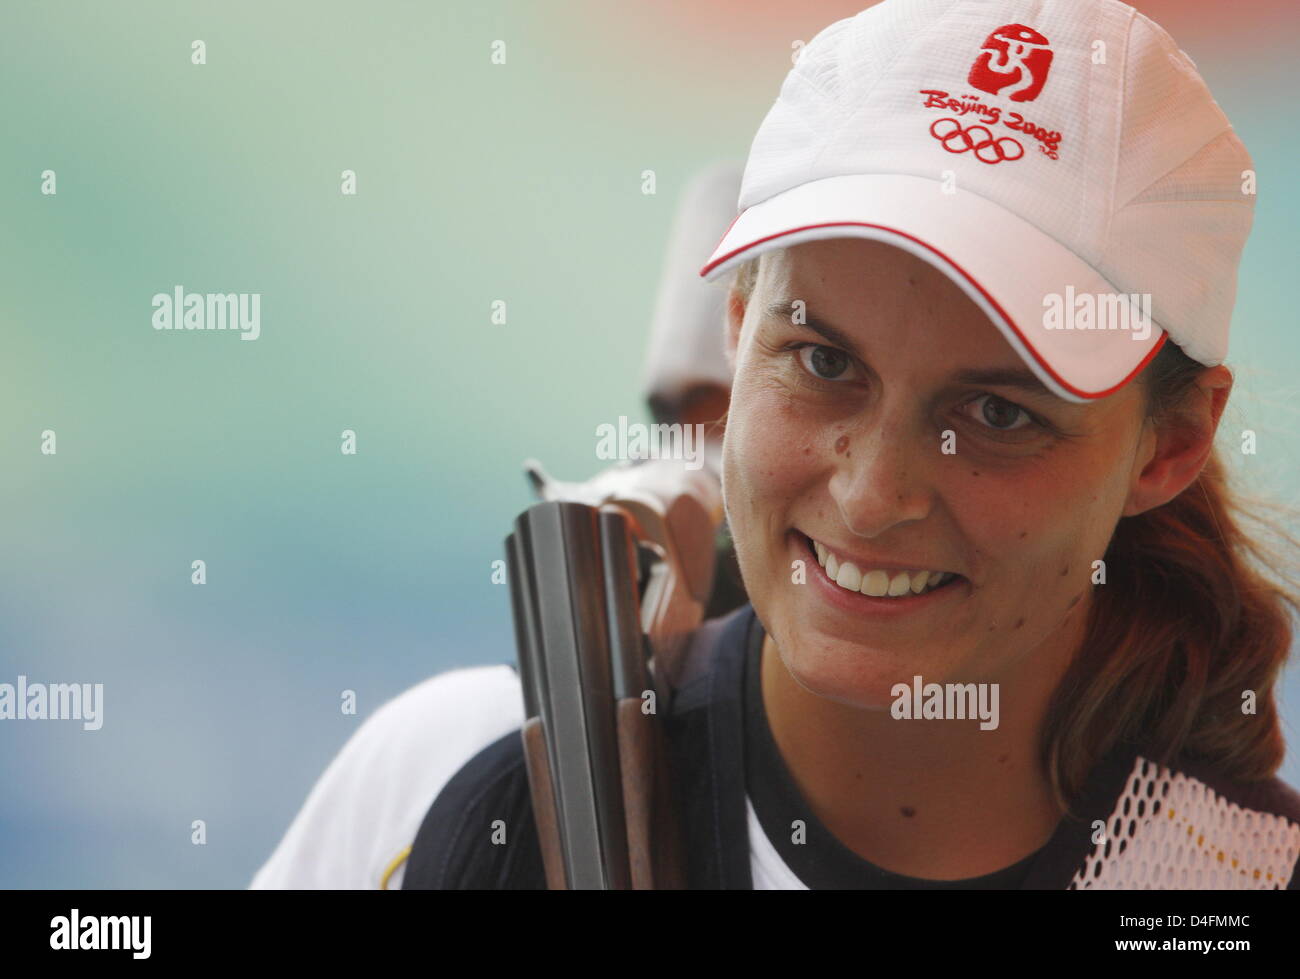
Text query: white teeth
808 536 953 599
862 570 889 597
836 561 862 591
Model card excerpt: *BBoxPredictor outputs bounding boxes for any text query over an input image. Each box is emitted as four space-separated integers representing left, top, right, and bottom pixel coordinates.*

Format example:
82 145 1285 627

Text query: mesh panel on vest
1070 756 1300 890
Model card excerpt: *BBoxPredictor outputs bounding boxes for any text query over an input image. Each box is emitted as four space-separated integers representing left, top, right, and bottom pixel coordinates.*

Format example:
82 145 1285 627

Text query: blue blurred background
1 0 1297 887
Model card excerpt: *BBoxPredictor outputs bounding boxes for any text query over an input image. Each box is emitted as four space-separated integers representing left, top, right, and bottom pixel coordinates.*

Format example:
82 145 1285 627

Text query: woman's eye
967 394 1032 431
797 344 854 381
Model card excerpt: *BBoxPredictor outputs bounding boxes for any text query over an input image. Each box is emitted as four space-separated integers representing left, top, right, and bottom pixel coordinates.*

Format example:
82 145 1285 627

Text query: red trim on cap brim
700 220 1167 401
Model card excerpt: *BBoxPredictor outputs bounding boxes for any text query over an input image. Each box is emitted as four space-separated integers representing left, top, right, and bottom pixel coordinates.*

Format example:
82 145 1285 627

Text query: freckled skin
724 239 1145 710
718 238 1231 878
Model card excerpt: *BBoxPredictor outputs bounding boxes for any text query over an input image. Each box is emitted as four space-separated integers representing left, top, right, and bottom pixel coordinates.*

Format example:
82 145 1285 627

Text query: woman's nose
827 421 935 539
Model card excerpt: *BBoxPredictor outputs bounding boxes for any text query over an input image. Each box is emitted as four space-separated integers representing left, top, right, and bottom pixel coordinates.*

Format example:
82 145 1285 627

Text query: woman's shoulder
250 663 524 889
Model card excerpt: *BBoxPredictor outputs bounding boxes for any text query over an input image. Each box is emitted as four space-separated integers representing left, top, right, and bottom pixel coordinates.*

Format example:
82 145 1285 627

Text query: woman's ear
1123 365 1233 517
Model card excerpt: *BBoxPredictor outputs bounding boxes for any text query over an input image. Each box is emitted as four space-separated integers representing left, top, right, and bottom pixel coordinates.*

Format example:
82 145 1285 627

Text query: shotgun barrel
505 456 722 888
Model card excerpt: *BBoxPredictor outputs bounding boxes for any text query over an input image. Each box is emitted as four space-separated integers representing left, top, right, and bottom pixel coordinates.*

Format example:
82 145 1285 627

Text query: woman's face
722 238 1155 708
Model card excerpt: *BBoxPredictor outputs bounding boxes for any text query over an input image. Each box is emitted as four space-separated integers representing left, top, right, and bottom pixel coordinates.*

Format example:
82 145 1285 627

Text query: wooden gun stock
615 697 685 889
521 717 567 890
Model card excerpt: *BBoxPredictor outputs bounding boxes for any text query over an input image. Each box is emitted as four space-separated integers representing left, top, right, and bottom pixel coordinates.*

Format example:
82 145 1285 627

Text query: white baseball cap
699 0 1255 403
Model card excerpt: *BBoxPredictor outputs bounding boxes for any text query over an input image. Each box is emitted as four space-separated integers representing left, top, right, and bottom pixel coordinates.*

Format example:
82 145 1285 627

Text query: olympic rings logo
928 117 1024 164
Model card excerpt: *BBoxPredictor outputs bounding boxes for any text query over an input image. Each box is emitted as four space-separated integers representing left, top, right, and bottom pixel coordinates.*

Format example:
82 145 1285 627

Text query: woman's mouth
796 532 965 610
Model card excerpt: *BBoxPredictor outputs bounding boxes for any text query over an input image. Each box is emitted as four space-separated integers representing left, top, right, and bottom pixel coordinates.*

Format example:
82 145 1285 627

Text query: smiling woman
686 0 1300 889
720 240 1298 882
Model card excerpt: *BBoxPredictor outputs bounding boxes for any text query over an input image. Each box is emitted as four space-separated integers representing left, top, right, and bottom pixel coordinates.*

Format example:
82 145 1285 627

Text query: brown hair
730 253 1299 813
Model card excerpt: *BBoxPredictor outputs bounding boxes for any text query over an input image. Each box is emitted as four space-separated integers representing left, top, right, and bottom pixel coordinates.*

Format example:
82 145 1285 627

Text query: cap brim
700 173 1165 403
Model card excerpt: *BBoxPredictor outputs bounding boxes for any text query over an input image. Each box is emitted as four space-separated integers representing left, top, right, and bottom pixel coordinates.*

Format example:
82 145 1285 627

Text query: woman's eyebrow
765 300 1059 401
764 301 865 360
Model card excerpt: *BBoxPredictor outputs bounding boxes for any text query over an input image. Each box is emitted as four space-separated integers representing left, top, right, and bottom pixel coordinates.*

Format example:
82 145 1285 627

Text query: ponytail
1043 342 1299 812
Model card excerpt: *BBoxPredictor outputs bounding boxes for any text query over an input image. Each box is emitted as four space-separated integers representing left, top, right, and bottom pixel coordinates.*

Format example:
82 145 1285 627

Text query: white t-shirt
249 665 805 890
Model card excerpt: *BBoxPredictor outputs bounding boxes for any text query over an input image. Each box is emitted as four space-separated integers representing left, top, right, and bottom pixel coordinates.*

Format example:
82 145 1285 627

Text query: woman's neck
758 616 1085 880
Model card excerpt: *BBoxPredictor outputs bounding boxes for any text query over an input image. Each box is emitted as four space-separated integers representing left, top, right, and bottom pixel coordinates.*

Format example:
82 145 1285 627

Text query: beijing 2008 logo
968 24 1053 103
928 118 1024 164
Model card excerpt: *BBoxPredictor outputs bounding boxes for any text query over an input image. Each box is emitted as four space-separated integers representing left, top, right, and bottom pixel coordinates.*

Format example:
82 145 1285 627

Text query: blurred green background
1 0 1297 887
